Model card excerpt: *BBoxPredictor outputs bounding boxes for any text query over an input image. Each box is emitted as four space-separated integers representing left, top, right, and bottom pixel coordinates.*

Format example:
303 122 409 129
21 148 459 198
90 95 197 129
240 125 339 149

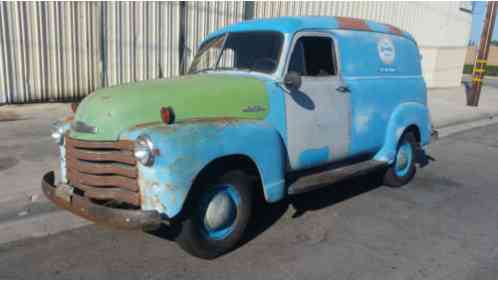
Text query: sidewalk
1 85 498 244
429 86 498 129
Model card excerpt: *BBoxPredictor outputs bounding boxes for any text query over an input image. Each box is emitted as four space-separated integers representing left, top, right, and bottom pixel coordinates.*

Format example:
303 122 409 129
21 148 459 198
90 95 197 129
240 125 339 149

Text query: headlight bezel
134 134 155 166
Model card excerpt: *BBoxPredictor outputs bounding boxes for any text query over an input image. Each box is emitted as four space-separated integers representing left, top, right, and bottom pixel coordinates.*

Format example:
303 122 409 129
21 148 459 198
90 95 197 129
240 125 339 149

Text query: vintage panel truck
42 16 436 259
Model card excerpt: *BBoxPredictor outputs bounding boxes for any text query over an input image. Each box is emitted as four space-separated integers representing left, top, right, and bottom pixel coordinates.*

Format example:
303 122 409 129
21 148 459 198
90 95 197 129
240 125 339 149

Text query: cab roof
207 16 414 42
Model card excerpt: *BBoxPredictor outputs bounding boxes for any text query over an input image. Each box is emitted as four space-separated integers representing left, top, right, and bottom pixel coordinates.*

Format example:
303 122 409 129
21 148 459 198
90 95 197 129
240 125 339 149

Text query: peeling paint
127 120 286 218
298 147 330 169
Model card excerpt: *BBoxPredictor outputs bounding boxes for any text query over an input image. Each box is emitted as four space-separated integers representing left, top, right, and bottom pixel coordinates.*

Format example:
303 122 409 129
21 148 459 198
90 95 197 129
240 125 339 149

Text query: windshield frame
188 31 285 75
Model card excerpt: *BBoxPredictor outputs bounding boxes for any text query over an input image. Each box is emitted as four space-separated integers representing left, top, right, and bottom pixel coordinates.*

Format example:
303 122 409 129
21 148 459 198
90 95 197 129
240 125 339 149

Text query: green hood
70 74 269 141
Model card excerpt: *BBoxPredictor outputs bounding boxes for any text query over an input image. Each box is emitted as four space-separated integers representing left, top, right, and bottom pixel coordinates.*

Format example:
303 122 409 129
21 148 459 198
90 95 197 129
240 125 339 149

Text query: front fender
374 102 431 163
122 120 287 219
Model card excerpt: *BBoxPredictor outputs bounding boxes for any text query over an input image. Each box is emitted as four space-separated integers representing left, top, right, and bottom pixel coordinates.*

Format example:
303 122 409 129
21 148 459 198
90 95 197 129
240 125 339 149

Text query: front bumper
42 171 162 230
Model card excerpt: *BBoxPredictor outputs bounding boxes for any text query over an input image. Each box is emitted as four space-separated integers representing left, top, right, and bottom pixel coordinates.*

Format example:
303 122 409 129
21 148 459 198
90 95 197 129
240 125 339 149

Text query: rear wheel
383 132 417 187
176 170 252 259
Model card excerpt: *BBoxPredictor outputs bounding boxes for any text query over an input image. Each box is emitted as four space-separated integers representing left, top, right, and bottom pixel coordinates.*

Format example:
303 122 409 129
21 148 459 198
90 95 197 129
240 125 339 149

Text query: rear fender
374 102 431 164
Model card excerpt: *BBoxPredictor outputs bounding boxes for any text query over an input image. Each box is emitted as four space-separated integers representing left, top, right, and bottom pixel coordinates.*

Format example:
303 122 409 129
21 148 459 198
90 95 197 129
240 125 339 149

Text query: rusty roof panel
336 16 371 31
385 23 403 36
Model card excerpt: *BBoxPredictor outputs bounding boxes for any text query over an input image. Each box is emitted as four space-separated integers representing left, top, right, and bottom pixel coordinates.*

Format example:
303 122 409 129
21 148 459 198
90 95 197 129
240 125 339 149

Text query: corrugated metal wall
0 2 101 104
0 1 472 104
102 2 180 88
0 1 182 104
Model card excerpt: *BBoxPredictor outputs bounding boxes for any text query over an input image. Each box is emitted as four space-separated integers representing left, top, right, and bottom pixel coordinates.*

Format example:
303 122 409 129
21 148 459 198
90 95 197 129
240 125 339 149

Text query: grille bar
71 182 140 206
65 135 140 207
68 170 139 192
66 137 134 151
67 148 136 165
66 159 138 178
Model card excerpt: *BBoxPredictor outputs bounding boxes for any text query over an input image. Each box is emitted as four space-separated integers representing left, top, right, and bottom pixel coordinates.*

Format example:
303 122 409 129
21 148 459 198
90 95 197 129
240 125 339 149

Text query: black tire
383 131 417 187
175 170 253 259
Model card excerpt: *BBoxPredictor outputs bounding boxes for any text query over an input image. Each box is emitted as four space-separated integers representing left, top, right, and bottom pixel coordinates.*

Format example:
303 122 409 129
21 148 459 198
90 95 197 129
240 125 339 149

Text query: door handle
336 86 350 93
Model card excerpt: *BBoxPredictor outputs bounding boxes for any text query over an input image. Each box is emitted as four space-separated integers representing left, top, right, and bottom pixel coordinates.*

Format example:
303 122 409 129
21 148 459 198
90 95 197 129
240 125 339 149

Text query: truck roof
208 16 415 42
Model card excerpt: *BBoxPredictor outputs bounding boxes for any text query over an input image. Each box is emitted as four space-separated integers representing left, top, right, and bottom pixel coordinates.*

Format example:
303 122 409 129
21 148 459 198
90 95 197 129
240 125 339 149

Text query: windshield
189 31 284 75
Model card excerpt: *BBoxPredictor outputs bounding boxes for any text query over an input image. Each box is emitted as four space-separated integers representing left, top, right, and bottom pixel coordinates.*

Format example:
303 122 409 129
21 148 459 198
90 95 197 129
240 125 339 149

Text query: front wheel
383 132 417 187
176 170 253 259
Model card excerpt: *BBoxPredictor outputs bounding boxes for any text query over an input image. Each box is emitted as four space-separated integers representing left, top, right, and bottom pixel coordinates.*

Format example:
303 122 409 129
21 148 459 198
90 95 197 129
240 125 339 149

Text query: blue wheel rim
394 140 413 177
198 184 241 240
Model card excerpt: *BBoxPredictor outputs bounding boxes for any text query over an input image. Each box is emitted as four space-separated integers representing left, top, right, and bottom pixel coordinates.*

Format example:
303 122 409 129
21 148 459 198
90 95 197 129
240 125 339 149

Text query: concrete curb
435 114 498 139
434 113 498 131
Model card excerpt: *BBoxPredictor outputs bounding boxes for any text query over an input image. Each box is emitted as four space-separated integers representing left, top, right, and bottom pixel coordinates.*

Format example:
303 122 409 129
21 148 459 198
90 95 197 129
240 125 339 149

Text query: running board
287 160 388 195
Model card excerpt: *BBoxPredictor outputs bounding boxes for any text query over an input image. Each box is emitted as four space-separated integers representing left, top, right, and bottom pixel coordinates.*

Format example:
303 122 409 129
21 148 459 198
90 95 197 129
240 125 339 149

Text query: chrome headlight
50 121 65 145
134 135 155 166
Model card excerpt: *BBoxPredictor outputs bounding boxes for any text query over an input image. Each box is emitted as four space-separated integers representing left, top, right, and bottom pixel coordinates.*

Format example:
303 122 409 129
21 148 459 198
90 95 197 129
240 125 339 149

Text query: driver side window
288 36 337 77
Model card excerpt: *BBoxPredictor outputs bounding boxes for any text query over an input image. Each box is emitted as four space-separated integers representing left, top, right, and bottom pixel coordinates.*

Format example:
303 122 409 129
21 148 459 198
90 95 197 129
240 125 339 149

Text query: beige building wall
465 45 498 66
422 47 469 88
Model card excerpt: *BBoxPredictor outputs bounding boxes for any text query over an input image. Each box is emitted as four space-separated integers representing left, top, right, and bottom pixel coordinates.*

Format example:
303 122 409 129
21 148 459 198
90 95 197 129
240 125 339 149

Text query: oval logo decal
377 37 395 65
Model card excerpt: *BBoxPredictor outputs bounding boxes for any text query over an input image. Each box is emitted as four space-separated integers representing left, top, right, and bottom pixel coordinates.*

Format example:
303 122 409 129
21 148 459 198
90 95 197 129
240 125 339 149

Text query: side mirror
284 71 302 90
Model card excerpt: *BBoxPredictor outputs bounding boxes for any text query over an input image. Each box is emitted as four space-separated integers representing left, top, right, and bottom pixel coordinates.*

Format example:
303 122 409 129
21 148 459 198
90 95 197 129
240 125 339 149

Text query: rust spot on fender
140 181 168 212
63 115 74 122
130 121 163 130
164 183 174 191
177 117 245 124
128 117 245 132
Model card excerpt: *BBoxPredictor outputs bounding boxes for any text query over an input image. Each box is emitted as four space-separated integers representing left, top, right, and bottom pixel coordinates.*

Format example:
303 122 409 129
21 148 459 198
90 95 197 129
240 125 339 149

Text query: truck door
284 32 352 171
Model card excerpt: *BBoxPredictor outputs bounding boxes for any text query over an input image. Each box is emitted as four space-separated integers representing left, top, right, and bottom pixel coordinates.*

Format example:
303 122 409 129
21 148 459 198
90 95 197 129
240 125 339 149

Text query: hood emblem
71 121 97 134
242 105 265 113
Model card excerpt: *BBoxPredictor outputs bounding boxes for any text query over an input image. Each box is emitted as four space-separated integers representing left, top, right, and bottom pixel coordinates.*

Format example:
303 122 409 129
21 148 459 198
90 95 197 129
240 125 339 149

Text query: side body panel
334 30 430 160
285 76 351 170
123 120 287 219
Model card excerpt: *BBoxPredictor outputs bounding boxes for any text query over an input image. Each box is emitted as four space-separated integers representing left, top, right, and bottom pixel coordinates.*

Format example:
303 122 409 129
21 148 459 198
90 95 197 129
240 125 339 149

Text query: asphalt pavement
1 123 498 279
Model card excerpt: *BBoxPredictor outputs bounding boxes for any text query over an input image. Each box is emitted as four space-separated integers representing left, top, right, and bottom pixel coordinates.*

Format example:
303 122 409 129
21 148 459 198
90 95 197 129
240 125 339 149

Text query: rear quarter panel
334 30 430 159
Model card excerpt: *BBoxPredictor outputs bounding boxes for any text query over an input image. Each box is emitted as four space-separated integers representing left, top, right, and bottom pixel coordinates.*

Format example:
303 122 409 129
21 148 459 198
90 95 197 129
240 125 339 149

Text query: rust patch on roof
385 23 403 36
336 17 371 31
